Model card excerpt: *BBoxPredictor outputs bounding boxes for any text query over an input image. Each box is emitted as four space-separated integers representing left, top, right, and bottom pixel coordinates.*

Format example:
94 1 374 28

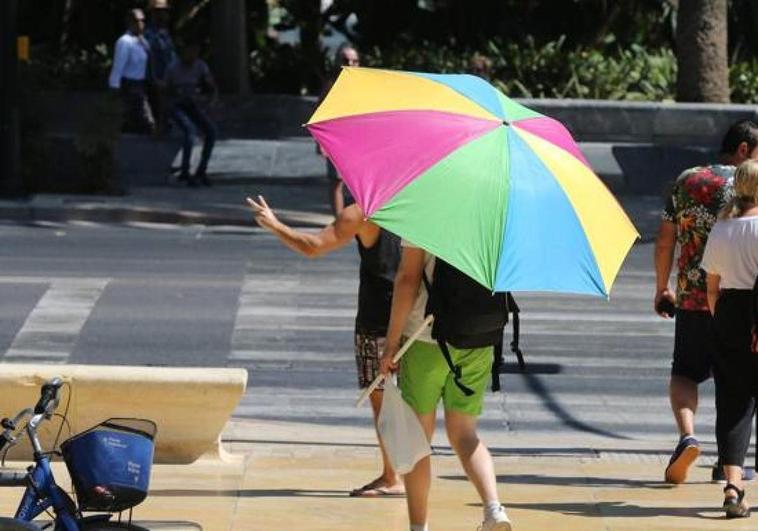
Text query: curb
0 202 331 229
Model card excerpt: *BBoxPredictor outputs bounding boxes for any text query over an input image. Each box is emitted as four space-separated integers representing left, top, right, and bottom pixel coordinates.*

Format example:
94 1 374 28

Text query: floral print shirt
662 164 734 311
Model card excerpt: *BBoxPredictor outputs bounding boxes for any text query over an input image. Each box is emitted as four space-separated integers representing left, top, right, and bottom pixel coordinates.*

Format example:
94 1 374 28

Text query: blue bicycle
0 378 156 531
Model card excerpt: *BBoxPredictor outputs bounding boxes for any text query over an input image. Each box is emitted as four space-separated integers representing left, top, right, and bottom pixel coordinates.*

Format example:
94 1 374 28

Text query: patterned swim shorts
354 331 386 389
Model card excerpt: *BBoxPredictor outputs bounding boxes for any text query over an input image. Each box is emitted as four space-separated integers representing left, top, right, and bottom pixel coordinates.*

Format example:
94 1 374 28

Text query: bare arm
654 220 676 317
379 247 426 375
706 273 721 316
246 196 363 257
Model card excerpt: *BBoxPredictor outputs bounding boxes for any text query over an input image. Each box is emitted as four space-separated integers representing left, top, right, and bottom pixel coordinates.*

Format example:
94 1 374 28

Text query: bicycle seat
0 517 41 530
0 468 26 487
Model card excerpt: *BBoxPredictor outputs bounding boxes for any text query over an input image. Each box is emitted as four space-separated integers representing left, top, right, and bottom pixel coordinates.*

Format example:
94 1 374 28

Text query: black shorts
671 309 716 384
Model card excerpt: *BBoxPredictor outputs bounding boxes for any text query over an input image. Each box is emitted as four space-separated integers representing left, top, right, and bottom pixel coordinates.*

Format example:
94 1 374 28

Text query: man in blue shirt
108 9 155 134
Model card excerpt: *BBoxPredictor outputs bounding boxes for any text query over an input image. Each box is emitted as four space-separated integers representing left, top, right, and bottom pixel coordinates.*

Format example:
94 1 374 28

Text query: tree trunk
296 0 323 95
676 0 729 102
211 0 250 94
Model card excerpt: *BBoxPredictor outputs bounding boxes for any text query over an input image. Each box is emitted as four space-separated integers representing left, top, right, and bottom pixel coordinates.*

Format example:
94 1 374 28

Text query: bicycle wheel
78 523 149 531
0 518 41 531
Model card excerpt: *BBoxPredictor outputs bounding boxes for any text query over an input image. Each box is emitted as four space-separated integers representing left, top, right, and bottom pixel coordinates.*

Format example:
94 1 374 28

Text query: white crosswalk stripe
0 277 109 364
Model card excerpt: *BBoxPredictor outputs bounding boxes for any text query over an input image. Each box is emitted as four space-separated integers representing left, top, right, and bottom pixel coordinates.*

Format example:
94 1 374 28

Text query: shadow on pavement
492 500 725 520
149 488 349 498
440 473 689 489
519 372 632 440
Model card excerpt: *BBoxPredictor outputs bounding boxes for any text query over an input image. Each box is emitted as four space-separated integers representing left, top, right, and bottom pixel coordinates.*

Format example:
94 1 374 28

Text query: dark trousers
713 290 758 467
171 99 217 177
120 79 155 134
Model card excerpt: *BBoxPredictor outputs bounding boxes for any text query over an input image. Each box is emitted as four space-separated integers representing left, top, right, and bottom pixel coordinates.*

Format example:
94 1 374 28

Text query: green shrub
23 44 111 91
19 53 121 194
362 36 678 101
730 60 758 104
74 93 123 194
250 41 326 95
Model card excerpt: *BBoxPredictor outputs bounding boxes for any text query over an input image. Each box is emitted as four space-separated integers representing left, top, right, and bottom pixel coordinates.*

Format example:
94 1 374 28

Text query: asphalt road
0 218 719 446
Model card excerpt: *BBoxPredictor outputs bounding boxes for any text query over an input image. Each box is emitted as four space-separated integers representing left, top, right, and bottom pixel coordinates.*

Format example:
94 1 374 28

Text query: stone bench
0 364 247 464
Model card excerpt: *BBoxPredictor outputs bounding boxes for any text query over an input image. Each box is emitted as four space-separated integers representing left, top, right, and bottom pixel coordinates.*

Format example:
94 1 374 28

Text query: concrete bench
0 364 246 464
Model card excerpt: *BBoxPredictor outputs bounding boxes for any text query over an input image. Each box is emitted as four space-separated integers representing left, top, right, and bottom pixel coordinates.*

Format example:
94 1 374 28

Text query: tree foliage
15 0 758 101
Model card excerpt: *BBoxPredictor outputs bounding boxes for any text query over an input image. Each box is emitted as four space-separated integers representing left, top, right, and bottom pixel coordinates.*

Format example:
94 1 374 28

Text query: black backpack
423 259 524 396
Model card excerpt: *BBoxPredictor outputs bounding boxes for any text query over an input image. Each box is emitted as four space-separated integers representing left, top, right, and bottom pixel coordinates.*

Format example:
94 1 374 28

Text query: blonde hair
720 159 758 219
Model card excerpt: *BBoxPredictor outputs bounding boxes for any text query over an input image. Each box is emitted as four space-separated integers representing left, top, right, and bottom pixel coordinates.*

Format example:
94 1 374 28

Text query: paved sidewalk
0 177 664 242
0 181 334 229
2 419 751 530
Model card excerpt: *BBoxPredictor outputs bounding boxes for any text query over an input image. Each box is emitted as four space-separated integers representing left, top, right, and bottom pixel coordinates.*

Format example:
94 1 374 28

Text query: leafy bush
362 36 678 101
19 49 121 194
250 41 326 95
74 93 123 194
23 44 112 91
730 60 758 104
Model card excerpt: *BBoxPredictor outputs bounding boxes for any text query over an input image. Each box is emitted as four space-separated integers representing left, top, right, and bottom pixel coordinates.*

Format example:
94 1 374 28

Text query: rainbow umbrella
307 67 638 297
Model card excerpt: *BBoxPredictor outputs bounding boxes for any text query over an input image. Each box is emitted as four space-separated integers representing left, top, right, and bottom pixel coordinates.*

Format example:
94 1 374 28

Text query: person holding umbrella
379 245 512 531
306 66 638 530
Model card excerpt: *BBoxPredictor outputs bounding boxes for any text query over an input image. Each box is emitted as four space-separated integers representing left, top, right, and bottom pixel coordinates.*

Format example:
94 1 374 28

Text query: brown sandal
723 483 751 519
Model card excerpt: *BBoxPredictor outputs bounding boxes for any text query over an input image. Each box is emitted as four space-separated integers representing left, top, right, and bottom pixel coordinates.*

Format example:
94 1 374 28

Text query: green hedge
730 60 758 104
363 37 678 101
19 37 758 103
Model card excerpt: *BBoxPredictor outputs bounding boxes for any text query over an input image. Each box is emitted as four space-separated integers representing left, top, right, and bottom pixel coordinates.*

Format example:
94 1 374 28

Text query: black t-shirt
355 229 400 334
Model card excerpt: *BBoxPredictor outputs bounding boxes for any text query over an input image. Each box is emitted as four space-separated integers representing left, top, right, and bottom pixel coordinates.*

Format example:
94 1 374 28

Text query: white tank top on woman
701 215 758 289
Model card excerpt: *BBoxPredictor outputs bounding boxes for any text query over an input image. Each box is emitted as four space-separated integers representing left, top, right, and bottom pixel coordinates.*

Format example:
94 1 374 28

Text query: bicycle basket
61 418 157 512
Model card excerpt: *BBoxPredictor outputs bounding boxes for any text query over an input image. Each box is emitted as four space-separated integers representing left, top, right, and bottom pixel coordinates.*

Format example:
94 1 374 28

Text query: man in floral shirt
655 120 758 484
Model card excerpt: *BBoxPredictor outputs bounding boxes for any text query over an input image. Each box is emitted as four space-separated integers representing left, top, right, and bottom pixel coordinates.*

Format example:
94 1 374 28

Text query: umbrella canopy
307 67 638 297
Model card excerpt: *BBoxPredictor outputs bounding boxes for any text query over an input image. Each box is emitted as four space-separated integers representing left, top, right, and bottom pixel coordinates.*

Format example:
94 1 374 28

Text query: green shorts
398 340 493 416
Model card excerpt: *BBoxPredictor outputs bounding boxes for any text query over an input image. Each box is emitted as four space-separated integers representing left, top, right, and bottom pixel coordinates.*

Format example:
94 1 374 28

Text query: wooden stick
355 315 434 408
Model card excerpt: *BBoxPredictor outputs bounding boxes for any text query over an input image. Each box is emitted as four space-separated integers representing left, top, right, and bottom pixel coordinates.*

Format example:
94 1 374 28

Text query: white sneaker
479 505 512 531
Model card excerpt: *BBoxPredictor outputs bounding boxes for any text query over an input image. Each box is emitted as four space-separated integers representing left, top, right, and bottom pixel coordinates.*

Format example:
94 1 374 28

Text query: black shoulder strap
511 311 525 372
437 339 475 396
507 293 525 372
423 268 475 396
491 340 503 392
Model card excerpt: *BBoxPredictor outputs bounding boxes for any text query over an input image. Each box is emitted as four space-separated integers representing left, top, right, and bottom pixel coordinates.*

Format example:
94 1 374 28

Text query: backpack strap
507 293 526 372
511 311 525 372
437 339 475 396
491 340 503 392
422 270 475 396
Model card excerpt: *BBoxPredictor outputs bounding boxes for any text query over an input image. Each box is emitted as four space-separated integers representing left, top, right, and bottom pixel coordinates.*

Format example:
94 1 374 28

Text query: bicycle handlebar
33 378 63 416
0 377 63 454
0 408 33 454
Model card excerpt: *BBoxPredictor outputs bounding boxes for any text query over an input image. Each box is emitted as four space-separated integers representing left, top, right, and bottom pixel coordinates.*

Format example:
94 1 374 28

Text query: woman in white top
701 159 758 519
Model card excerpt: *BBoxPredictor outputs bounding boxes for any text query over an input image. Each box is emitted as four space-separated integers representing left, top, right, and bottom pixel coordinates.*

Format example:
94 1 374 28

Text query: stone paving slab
0 422 754 530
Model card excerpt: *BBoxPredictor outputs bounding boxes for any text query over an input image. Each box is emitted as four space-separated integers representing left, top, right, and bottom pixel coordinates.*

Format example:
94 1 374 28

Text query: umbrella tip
502 120 510 127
